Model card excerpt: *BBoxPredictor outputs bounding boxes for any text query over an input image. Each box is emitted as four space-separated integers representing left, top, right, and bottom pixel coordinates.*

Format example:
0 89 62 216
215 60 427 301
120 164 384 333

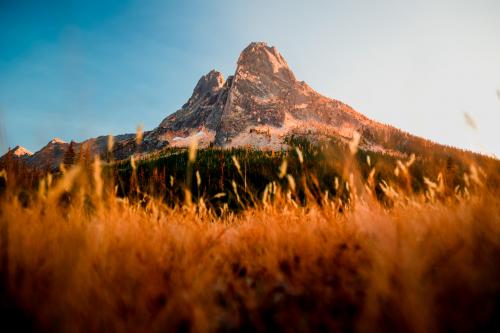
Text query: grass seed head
107 134 114 153
188 138 198 162
278 159 288 179
349 131 361 155
136 124 144 145
295 147 304 164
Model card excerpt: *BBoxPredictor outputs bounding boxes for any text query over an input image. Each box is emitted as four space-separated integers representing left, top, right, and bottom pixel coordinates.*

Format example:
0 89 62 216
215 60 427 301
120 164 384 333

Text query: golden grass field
0 150 499 333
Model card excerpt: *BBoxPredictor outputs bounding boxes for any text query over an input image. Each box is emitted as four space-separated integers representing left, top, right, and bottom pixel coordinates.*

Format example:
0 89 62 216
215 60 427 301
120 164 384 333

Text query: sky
0 0 499 156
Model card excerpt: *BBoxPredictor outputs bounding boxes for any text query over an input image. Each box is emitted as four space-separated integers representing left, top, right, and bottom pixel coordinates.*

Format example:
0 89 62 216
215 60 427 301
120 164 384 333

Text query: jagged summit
0 145 32 168
49 138 66 145
11 145 33 157
157 68 228 132
237 42 295 82
192 70 225 97
151 42 371 148
0 145 33 167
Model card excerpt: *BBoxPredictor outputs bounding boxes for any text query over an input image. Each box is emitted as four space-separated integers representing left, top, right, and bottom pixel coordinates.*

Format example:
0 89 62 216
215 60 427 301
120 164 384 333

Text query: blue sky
1 0 499 156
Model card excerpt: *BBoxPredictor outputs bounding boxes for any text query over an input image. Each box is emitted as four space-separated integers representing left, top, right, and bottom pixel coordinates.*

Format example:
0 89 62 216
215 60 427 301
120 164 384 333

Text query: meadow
0 137 499 332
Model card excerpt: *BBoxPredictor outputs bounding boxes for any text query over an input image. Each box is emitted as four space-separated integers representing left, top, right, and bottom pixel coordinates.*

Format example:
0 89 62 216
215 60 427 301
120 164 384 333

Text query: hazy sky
1 0 499 156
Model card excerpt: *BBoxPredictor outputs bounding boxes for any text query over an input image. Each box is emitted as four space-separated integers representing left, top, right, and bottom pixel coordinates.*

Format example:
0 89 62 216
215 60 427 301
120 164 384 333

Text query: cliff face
214 42 374 146
152 42 379 150
214 43 292 144
4 42 430 170
158 70 226 132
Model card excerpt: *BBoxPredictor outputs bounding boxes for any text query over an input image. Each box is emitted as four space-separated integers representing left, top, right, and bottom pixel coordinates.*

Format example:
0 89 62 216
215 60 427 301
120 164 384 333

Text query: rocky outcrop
9 146 32 158
215 42 372 145
0 145 33 167
153 42 378 148
159 70 225 131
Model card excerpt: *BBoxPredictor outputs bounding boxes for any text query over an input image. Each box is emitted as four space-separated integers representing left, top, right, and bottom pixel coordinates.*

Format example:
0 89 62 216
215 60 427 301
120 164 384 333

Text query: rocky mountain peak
236 42 295 82
11 145 33 157
49 138 66 145
192 70 225 98
157 69 228 131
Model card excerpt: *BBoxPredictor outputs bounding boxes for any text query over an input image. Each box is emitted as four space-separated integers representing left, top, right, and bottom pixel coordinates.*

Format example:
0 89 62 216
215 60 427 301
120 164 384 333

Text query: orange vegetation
0 156 499 333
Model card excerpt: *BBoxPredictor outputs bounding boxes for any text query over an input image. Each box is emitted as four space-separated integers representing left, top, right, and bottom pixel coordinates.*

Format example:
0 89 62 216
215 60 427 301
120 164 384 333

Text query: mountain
26 138 69 170
140 42 426 155
0 42 481 170
0 145 32 174
0 145 33 165
148 42 374 150
9 146 33 158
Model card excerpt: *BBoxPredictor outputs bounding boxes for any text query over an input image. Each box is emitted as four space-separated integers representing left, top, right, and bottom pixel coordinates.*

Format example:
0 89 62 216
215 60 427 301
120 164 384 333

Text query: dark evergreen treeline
1 135 498 210
109 136 500 210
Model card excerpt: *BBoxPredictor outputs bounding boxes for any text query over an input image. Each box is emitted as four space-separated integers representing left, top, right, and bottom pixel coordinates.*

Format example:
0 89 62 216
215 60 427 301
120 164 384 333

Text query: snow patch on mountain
49 138 66 145
169 129 215 148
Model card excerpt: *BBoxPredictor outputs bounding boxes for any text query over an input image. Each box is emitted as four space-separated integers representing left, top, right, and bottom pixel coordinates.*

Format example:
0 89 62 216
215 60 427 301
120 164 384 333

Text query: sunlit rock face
0 146 33 169
215 42 374 145
159 69 226 131
214 42 293 144
10 146 33 158
152 41 377 148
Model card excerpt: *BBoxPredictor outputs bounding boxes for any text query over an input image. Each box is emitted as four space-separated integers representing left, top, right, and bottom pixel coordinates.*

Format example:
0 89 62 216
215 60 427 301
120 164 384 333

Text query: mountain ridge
1 42 492 170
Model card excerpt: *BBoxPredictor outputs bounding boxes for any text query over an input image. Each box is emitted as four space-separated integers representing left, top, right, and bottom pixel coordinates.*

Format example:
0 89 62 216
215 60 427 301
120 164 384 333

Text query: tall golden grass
0 150 499 332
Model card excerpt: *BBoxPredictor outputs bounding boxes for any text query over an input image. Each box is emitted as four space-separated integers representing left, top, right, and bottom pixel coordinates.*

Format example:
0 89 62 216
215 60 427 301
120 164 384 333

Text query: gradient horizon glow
1 0 499 156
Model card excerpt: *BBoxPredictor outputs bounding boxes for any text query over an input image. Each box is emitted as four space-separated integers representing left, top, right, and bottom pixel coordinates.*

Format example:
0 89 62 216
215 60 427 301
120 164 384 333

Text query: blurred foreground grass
0 139 499 332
